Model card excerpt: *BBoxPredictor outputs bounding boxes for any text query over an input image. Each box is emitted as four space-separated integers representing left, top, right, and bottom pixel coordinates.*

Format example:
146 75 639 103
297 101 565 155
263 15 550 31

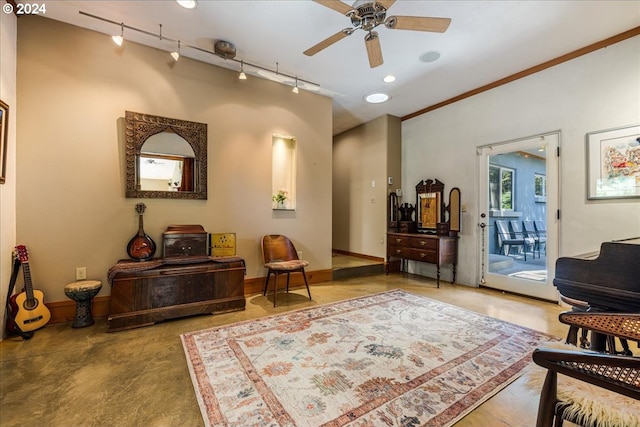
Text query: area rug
181 289 556 427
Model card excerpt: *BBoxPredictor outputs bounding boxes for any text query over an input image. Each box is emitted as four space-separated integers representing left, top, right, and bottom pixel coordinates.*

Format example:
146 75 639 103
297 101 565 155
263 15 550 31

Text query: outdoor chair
534 220 548 255
261 234 312 307
510 220 535 258
496 220 529 261
531 312 640 427
523 220 546 259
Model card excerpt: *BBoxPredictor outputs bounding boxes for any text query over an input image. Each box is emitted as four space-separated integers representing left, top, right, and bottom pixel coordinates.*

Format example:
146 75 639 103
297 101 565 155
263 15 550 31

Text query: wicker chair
532 312 640 427
261 235 312 307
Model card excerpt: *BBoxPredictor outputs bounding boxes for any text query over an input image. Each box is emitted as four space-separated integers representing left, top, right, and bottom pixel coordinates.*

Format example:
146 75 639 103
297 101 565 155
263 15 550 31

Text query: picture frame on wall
586 124 640 200
0 99 8 184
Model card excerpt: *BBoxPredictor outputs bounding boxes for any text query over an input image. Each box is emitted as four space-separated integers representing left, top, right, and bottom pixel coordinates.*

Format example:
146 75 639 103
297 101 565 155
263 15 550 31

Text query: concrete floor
0 272 575 427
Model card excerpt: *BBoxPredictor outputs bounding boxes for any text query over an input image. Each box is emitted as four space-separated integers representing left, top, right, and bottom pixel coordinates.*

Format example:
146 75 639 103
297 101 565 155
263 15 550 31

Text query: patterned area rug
181 289 555 427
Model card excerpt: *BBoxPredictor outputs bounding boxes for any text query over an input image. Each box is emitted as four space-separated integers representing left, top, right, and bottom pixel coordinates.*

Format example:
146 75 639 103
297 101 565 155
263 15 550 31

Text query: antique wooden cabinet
387 232 458 287
108 259 245 332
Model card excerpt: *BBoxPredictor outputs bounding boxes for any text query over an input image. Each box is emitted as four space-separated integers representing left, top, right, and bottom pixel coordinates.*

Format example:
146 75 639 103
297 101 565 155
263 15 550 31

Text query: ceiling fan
304 0 451 68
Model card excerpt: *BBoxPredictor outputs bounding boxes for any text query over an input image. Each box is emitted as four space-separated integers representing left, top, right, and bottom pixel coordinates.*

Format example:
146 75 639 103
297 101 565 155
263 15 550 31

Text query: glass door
477 132 559 301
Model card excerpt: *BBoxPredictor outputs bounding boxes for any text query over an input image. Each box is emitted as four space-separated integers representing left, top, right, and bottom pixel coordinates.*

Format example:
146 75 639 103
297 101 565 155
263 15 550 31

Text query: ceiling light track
78 10 319 91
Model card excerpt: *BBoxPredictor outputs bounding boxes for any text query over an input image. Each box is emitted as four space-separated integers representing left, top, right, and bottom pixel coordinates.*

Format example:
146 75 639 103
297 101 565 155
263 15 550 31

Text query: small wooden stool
64 280 102 328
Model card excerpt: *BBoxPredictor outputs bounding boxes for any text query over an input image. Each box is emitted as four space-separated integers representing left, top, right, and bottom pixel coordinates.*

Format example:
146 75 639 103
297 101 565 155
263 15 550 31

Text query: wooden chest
108 259 246 332
163 224 208 258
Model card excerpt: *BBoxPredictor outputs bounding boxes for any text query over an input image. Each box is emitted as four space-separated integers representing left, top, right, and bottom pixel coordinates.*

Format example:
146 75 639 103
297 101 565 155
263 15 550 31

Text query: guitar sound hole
23 299 38 310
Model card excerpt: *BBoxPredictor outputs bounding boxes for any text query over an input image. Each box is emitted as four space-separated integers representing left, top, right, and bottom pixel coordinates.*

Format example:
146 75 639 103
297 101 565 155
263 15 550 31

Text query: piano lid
554 241 640 312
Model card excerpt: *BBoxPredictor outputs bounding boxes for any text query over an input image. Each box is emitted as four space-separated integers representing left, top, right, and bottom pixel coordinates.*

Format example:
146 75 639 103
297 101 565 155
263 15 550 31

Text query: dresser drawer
389 235 411 247
407 248 437 264
388 245 412 258
410 237 437 250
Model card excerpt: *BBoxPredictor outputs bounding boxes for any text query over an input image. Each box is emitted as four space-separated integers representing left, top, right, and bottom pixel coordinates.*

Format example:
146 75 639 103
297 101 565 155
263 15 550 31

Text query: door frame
476 131 560 301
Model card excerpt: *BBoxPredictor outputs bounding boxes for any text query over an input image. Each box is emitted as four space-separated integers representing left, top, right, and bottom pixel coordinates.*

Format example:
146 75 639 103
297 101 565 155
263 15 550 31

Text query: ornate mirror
416 178 444 231
125 111 207 199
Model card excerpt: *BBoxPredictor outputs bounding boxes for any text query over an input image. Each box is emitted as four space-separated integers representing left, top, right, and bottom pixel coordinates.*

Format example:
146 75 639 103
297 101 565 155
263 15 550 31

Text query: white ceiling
39 1 640 135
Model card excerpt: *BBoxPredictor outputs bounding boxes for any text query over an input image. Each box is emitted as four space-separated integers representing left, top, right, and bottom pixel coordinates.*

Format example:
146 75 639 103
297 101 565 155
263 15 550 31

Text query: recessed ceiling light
364 92 390 104
383 75 396 83
176 0 197 9
419 51 441 63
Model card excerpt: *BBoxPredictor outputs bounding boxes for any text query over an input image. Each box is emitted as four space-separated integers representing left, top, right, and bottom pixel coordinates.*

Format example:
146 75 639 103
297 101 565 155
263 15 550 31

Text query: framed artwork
586 124 640 200
210 233 236 256
0 100 8 184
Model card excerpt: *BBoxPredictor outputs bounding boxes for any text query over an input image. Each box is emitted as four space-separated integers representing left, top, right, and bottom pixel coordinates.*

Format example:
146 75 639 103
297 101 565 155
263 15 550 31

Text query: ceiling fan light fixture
176 0 197 9
364 92 390 104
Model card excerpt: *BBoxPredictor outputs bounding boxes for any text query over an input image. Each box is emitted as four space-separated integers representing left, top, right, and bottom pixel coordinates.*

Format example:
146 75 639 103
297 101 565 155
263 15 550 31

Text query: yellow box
210 233 236 256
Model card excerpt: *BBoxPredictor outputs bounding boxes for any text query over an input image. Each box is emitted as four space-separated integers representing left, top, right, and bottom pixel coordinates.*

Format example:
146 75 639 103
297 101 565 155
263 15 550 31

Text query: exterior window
489 165 514 210
535 173 546 202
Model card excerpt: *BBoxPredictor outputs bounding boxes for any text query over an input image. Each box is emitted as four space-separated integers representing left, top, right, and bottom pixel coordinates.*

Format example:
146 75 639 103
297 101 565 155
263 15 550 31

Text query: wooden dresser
108 259 245 332
387 232 458 287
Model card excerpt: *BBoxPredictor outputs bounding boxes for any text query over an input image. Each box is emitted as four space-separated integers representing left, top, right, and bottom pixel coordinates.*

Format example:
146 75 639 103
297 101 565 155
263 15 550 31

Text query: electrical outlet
76 267 87 281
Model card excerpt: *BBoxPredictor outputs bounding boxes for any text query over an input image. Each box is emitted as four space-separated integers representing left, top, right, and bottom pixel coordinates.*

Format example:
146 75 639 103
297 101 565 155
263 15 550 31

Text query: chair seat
265 260 309 270
526 348 640 427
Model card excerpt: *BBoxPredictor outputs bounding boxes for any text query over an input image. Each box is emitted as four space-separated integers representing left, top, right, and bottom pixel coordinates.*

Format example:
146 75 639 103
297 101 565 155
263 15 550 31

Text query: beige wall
0 9 18 336
16 16 332 303
332 115 401 258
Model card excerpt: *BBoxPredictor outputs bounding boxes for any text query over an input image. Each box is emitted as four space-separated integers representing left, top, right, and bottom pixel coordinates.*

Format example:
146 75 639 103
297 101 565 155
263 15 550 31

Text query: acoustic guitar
127 203 156 261
8 245 51 333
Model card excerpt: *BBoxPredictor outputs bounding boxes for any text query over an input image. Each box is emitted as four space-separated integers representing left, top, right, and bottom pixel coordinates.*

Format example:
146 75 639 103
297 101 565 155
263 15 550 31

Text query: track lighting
171 41 181 61
112 23 124 46
79 11 319 93
238 60 247 80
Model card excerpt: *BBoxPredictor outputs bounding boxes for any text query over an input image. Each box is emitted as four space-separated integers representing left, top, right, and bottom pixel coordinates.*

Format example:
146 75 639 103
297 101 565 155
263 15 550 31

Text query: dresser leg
452 263 457 284
436 267 441 288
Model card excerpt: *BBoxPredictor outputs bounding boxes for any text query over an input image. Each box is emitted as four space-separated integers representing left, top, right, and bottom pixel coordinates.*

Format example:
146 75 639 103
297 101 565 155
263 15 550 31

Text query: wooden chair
496 220 529 261
532 312 640 427
261 235 312 307
510 220 535 258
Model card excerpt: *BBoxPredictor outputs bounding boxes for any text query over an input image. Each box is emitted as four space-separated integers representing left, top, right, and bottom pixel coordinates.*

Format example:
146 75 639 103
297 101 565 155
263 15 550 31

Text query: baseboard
45 268 335 324
332 249 385 263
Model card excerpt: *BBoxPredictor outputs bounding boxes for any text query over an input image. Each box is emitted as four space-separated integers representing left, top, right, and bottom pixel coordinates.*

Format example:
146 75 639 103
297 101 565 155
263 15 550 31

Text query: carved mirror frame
125 111 207 199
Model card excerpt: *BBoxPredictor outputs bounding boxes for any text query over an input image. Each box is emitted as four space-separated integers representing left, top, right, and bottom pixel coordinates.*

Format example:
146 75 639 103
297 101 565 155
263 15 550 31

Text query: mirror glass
125 111 207 199
416 179 444 231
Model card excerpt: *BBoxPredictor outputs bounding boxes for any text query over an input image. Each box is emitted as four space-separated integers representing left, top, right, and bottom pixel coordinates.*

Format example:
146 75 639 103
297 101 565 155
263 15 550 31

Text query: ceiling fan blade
365 32 383 68
313 0 353 15
377 0 396 10
304 30 350 56
387 16 451 33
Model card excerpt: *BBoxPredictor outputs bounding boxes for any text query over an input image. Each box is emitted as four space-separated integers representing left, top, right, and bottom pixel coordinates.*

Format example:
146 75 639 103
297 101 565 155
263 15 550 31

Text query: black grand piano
554 238 640 352
554 238 640 312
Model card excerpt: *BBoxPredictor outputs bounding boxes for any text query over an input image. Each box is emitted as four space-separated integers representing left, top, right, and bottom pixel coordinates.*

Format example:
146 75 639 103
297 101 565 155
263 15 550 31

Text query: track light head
171 40 181 61
112 23 124 46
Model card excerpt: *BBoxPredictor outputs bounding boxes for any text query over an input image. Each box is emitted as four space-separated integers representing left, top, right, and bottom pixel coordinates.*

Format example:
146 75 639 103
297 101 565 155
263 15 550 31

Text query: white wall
402 35 640 286
333 115 401 258
0 10 18 337
16 16 332 303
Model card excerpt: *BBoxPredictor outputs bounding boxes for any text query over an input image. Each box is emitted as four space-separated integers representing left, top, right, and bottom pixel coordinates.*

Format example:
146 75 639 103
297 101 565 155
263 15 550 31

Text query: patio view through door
477 132 559 301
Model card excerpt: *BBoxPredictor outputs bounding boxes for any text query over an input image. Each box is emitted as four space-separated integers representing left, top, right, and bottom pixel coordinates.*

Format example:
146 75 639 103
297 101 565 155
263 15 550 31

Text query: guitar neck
22 261 36 302
138 214 145 237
